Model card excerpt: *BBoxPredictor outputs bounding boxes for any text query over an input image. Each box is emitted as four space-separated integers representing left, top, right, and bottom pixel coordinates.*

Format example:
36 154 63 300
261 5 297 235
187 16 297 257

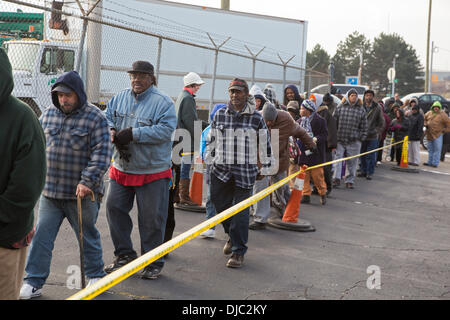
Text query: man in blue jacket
104 61 177 280
20 71 112 299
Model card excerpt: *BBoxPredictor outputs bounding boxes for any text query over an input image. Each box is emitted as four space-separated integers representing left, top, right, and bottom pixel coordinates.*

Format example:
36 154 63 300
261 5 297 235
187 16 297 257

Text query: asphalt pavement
30 150 450 301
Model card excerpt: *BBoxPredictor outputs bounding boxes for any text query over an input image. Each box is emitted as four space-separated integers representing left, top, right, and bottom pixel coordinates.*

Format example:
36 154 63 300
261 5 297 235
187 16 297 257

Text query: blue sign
346 76 358 85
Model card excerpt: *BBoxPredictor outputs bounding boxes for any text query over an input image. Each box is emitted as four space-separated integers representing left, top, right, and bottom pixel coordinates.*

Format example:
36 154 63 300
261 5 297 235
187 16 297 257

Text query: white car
311 83 369 101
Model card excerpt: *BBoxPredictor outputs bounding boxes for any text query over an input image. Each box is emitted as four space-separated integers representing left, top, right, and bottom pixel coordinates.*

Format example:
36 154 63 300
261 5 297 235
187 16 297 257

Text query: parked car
311 83 369 100
401 92 450 114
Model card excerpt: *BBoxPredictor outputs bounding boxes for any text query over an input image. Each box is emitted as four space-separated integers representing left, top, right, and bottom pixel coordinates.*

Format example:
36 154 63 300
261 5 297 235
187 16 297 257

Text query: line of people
1 47 449 300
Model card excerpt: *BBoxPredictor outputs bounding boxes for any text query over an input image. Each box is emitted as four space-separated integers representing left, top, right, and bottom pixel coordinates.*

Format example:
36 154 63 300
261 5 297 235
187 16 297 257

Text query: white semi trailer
4 0 308 117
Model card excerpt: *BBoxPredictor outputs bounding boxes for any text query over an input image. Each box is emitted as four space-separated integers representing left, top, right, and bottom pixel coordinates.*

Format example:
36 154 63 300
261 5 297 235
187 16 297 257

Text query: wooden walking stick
77 191 95 289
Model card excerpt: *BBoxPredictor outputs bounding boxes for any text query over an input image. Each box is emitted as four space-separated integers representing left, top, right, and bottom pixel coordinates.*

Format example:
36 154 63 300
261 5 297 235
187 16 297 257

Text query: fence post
277 54 295 92
207 33 230 111
244 45 265 87
155 37 162 82
85 0 103 104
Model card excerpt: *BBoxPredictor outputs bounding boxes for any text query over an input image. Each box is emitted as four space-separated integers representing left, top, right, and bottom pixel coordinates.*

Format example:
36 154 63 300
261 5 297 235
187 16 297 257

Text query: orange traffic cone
391 136 418 173
282 165 307 223
189 156 204 207
268 165 315 232
399 136 409 168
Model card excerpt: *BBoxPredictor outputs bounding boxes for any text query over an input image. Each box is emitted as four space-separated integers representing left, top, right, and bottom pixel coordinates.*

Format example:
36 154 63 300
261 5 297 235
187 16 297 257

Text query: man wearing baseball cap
174 72 207 208
104 60 177 280
207 78 275 268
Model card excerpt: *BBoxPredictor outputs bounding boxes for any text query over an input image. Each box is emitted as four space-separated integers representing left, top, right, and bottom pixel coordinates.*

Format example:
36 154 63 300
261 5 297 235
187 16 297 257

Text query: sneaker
423 162 430 166
366 175 372 180
226 253 244 268
249 221 266 230
87 277 102 287
104 254 136 274
300 195 311 204
141 266 162 280
200 228 216 238
223 238 232 255
19 283 42 300
320 195 326 205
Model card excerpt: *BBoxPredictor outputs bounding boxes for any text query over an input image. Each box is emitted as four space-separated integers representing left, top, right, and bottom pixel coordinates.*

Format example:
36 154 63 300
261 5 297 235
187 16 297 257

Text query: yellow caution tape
67 140 403 300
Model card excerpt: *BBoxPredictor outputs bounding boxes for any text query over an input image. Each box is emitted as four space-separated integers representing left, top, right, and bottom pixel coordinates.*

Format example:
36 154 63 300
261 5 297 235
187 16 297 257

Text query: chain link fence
1 0 329 118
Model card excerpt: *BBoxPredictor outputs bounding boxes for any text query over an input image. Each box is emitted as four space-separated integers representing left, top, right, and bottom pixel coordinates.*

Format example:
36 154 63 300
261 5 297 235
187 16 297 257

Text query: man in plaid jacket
21 71 112 299
207 78 275 268
333 88 368 189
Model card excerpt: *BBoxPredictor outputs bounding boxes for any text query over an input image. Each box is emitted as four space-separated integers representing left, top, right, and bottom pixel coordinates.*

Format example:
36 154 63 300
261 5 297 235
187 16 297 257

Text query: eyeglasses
129 73 150 80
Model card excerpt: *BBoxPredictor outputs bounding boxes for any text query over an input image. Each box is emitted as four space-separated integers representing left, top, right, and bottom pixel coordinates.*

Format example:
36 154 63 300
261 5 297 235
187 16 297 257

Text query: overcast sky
165 0 450 71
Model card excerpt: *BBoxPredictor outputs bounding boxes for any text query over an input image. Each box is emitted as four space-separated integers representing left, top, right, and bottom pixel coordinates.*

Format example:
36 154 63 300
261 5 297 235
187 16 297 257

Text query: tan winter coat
424 110 450 141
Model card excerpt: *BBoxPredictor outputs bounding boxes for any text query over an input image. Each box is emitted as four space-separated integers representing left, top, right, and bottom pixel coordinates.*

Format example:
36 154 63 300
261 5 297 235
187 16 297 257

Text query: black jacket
407 112 424 141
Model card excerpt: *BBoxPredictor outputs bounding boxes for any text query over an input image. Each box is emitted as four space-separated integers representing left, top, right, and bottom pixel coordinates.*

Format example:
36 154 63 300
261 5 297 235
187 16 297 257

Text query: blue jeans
205 187 217 230
334 141 362 184
24 196 105 289
210 174 252 256
360 139 379 175
180 154 193 179
427 134 443 167
106 178 169 268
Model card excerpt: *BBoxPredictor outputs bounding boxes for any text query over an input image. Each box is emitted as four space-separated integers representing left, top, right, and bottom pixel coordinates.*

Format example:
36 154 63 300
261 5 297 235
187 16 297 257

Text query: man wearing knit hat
175 72 208 207
358 89 385 180
333 88 368 189
297 99 328 204
250 102 315 230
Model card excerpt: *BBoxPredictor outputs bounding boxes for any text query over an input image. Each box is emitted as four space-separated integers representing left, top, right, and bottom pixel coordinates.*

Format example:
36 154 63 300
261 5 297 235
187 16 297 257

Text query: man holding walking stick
20 71 112 299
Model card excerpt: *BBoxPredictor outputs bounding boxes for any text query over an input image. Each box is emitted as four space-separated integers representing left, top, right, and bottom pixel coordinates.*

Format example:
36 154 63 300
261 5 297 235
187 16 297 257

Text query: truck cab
4 39 77 116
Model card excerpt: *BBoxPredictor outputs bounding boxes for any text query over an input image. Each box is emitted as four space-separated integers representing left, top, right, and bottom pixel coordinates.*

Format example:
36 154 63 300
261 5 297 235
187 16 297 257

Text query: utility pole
425 0 432 92
429 41 438 92
221 0 230 10
357 50 363 85
392 54 399 97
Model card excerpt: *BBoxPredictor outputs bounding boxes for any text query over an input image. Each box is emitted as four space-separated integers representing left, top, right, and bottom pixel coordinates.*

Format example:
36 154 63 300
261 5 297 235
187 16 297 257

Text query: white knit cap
184 72 205 86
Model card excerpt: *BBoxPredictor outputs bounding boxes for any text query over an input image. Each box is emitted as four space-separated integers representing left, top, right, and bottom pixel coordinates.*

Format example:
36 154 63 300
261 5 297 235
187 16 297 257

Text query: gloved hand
310 146 319 154
114 142 131 162
115 127 133 145
111 129 132 162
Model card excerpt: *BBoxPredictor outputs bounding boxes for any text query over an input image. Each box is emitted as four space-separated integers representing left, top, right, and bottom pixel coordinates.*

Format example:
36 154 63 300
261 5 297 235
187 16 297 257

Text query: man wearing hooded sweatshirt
424 101 450 167
249 84 267 111
0 49 46 300
283 84 304 108
20 70 112 299
333 88 368 189
297 100 328 205
389 108 410 166
358 89 385 180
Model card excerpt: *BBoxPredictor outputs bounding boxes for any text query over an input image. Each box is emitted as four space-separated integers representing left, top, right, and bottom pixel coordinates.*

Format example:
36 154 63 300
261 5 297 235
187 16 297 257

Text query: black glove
115 127 133 145
310 146 318 154
114 142 131 162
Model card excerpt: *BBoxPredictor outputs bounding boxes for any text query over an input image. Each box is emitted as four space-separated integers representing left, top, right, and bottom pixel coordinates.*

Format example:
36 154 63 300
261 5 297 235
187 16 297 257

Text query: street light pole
391 54 398 97
425 0 432 92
